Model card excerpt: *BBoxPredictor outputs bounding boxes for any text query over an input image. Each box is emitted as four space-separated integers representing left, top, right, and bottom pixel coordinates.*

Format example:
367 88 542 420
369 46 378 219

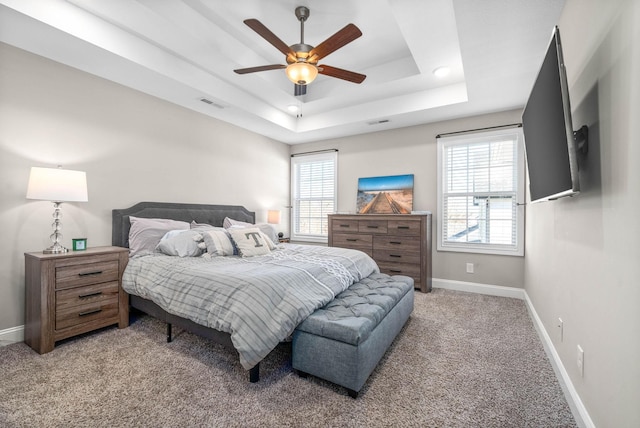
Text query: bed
112 202 379 382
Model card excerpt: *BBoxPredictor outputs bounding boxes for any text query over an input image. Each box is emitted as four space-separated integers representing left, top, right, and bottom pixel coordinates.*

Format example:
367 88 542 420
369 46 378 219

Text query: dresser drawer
373 235 421 251
55 260 119 290
373 235 421 264
373 249 421 265
331 219 359 233
56 281 120 312
377 261 421 280
358 220 388 234
388 219 421 235
333 233 373 255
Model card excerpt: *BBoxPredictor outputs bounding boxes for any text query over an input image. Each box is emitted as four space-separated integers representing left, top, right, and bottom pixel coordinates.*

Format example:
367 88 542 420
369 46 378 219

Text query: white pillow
228 228 273 257
155 230 204 257
201 228 235 256
128 217 189 257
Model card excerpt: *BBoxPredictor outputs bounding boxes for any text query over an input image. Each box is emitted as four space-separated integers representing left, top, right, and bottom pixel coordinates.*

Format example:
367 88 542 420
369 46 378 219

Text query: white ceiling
0 0 565 144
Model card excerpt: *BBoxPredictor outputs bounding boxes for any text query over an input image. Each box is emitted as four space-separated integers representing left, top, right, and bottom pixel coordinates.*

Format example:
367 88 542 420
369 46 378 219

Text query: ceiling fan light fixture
286 62 318 85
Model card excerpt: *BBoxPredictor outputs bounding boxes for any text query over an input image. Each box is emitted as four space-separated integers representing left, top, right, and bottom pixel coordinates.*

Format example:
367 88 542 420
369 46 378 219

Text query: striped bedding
122 244 379 369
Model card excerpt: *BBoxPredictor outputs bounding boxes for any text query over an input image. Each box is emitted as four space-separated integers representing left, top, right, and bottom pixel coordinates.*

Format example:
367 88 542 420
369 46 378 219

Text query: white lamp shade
267 210 281 225
26 167 88 202
285 62 318 85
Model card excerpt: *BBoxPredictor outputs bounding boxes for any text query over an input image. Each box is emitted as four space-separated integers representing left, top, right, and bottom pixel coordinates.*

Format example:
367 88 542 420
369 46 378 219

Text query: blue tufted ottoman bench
292 273 414 398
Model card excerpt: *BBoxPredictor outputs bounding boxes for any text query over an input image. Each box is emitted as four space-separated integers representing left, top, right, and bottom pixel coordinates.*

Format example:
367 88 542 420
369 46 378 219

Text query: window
291 151 337 242
437 128 525 256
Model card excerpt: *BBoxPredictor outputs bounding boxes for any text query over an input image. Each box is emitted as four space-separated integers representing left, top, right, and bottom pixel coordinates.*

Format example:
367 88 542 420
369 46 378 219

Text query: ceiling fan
234 6 366 93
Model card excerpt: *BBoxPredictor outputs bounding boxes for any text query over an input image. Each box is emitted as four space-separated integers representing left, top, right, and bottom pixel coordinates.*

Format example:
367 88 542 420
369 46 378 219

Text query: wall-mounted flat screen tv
522 26 583 203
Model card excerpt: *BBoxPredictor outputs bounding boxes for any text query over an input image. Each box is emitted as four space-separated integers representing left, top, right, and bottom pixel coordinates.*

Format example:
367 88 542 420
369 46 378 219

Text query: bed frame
112 201 261 382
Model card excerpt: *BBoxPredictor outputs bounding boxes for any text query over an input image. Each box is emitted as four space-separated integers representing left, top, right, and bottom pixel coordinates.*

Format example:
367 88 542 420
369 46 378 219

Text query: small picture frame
72 238 87 251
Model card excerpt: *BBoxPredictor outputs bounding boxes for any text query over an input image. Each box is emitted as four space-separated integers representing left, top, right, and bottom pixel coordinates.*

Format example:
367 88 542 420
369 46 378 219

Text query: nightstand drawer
55 297 119 330
55 260 119 290
56 281 120 311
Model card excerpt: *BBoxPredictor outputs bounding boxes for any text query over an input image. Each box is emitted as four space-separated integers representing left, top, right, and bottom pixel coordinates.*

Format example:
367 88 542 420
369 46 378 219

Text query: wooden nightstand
24 246 129 354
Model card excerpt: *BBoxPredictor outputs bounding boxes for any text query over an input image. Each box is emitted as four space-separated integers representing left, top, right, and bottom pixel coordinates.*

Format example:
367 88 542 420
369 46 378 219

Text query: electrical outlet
558 318 563 342
466 263 474 274
577 345 584 377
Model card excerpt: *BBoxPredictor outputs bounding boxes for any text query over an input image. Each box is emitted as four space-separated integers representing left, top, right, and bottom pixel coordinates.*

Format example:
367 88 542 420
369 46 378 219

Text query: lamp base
43 243 69 254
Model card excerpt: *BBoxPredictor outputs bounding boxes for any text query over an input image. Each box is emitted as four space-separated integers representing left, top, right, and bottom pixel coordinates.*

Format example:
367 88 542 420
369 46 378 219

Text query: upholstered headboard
112 201 255 248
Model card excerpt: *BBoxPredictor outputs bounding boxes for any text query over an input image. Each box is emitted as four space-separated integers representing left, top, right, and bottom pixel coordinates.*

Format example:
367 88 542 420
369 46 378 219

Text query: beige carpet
0 289 576 427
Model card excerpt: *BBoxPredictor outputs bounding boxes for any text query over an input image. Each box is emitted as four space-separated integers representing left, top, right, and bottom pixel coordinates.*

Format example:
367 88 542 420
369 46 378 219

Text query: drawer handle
367 225 379 229
397 226 410 230
79 292 103 299
339 224 351 228
390 241 402 245
390 269 402 273
390 254 402 258
346 239 358 242
78 271 103 277
78 308 102 317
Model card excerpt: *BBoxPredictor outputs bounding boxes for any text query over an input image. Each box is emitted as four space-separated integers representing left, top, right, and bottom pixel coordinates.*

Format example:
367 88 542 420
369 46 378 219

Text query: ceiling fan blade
234 64 286 74
244 19 295 57
318 65 366 84
309 24 362 61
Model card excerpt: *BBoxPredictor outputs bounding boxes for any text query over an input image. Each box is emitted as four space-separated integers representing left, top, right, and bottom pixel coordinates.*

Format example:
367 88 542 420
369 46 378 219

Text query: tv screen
522 26 580 202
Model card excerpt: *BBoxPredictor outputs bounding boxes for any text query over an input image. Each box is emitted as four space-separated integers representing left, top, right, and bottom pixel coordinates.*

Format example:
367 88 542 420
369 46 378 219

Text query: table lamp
26 166 88 253
267 210 284 239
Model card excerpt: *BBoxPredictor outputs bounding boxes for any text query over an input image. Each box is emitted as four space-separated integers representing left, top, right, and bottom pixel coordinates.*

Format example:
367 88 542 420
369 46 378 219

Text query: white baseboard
432 278 526 300
523 293 594 428
0 324 24 344
432 277 593 428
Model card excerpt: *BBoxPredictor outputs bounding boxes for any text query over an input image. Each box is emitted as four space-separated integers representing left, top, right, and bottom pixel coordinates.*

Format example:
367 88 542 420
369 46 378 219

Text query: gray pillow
156 230 205 257
128 216 189 257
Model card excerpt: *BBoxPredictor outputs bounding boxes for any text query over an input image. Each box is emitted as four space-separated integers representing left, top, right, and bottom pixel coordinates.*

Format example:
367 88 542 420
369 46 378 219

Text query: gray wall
525 0 640 426
291 110 526 289
0 42 290 330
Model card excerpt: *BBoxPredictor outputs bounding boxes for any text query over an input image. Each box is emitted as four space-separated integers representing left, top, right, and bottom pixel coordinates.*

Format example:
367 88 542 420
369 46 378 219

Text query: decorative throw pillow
223 217 279 245
128 217 189 257
228 227 272 257
155 230 204 257
201 228 235 256
190 221 215 229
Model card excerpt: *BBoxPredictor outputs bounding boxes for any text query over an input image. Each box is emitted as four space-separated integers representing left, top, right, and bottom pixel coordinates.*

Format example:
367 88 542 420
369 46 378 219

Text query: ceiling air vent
367 119 390 125
199 98 226 109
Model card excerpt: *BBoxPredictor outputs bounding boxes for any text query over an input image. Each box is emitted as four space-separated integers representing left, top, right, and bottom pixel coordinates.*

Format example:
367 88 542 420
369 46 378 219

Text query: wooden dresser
328 213 432 292
24 246 129 354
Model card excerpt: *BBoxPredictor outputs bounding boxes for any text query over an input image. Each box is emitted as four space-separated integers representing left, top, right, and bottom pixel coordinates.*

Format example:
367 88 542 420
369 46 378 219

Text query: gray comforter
122 244 379 369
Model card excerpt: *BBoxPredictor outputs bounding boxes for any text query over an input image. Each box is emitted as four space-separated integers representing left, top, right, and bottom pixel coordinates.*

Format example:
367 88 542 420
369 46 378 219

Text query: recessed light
433 66 450 78
287 105 299 113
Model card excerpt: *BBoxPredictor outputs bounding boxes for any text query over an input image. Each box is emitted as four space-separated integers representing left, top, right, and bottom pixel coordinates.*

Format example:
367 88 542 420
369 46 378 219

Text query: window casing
437 128 525 256
290 151 337 243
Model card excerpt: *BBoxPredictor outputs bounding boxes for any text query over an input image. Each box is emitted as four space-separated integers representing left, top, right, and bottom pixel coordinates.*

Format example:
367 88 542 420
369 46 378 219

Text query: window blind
291 151 337 242
437 128 525 256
